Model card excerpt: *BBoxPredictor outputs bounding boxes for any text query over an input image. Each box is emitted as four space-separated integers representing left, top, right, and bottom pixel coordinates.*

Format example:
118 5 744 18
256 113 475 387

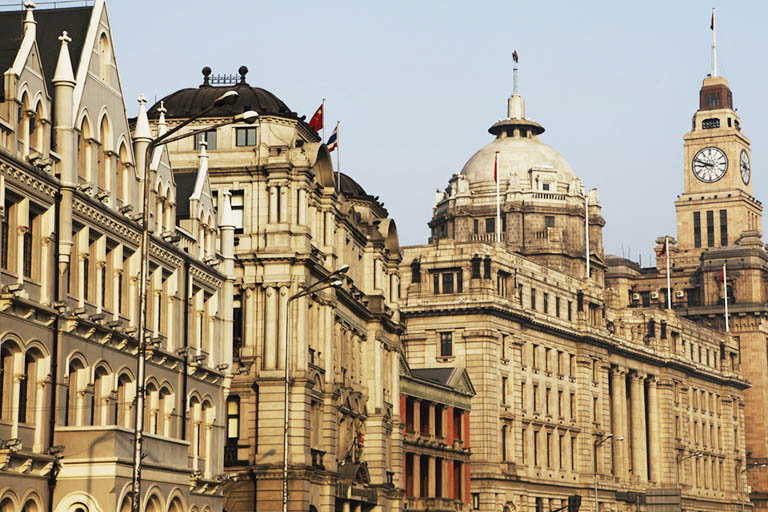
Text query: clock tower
674 75 762 266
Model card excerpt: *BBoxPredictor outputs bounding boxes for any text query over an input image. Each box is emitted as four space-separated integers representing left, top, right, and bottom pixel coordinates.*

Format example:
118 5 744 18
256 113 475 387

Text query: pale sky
107 1 768 264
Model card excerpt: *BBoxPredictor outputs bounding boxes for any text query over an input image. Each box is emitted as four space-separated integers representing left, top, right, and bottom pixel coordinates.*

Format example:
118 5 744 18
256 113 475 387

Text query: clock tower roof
698 76 733 112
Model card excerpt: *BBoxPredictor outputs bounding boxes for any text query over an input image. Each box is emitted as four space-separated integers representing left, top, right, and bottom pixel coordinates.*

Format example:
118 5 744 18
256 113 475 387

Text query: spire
23 1 36 36
711 8 718 77
133 94 152 141
52 31 75 85
219 188 235 228
190 140 208 200
157 101 167 136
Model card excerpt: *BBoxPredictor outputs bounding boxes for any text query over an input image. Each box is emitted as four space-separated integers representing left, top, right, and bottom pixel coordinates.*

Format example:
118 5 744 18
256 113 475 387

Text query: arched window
98 33 111 85
33 101 44 154
188 395 201 468
115 372 134 428
201 399 214 477
145 381 158 434
92 366 110 426
19 348 43 423
18 92 31 157
145 495 162 512
78 117 92 181
0 341 20 421
22 497 40 512
98 116 111 198
65 358 86 426
117 144 130 207
159 386 174 437
168 498 183 512
1 497 16 512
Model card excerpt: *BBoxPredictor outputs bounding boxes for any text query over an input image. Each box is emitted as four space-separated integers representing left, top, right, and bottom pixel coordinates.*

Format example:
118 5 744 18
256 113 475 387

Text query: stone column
413 454 421 497
298 188 307 225
630 372 647 481
324 210 333 247
428 456 436 497
647 376 661 483
296 294 307 371
413 399 421 434
610 366 627 479
277 285 288 369
279 185 288 223
264 286 277 369
268 185 277 223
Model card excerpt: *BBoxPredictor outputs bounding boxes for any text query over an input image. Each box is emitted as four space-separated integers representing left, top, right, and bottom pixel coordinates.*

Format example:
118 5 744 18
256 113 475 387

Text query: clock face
741 149 751 185
692 146 728 183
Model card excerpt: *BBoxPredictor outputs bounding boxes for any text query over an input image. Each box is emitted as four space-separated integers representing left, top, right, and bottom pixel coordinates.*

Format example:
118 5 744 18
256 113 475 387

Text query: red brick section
463 410 470 449
400 395 407 435
445 406 454 444
699 83 733 111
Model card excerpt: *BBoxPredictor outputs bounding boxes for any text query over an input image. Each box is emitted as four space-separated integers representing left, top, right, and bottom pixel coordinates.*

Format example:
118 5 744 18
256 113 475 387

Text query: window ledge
436 356 455 363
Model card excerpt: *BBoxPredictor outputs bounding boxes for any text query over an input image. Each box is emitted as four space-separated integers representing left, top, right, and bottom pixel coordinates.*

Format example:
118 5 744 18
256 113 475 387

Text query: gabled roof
0 6 92 99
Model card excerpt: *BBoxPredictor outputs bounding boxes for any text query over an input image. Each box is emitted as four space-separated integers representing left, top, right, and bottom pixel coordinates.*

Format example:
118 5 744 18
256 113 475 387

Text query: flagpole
336 122 341 189
585 193 590 279
723 263 729 332
495 151 501 243
665 236 672 309
712 8 718 77
322 98 326 146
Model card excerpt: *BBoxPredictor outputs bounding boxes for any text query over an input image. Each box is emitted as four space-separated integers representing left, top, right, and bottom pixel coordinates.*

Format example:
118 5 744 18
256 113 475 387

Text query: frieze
1 162 57 200
72 198 141 245
189 263 224 290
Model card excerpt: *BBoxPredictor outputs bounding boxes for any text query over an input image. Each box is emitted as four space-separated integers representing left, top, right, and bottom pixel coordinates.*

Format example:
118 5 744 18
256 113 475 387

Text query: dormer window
702 118 720 129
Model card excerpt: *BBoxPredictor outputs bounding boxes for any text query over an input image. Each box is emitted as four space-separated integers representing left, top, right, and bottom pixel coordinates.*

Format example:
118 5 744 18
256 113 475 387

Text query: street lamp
675 450 703 487
741 463 768 512
131 89 257 512
594 433 622 512
282 264 349 512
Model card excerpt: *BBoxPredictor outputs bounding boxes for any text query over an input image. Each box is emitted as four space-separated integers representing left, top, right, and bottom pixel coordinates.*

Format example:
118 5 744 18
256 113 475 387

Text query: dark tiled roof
147 82 296 120
412 368 456 387
174 171 197 220
336 171 370 199
0 7 93 100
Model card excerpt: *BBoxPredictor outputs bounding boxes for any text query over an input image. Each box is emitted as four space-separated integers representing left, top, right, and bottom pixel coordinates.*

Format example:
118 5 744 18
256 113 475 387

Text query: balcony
54 425 189 468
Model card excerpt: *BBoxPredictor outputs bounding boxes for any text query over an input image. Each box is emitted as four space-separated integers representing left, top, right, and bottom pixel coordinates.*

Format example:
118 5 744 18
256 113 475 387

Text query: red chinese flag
494 152 499 183
718 265 725 283
308 104 323 132
710 11 714 30
657 239 667 257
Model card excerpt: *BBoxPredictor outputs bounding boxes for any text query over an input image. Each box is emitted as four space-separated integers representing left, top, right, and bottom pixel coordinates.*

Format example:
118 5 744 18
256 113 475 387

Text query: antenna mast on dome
512 50 519 95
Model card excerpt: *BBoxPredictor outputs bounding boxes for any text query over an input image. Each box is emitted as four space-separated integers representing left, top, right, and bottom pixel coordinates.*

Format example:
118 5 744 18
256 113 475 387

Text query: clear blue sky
108 1 768 264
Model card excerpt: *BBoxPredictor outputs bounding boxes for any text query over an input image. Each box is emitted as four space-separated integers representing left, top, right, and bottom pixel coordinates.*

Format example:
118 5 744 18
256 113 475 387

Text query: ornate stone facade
0 3 233 512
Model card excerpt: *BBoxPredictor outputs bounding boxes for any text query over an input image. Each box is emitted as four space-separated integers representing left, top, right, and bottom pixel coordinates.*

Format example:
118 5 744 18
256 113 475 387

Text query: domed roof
461 136 575 185
460 94 575 186
147 66 297 120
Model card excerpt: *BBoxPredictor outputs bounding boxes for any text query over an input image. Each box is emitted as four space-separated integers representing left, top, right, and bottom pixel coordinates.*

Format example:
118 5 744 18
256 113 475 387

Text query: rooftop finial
202 66 211 86
157 101 167 135
711 8 718 77
133 94 152 141
512 50 519 95
239 65 248 84
58 31 71 44
52 31 75 85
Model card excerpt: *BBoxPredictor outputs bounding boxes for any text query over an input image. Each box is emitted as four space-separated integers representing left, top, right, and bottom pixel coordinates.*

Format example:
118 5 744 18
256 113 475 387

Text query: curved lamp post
741 463 768 512
283 264 349 512
675 450 703 486
131 90 257 512
594 433 622 512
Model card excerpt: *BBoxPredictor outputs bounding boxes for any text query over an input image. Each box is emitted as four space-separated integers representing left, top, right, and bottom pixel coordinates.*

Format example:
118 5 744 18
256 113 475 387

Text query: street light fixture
675 450 703 486
131 89 257 512
741 462 768 512
282 265 349 512
594 433 622 512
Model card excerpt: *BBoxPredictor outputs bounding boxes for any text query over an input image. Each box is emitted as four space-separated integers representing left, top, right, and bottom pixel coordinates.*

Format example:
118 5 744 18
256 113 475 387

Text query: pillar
647 376 661 483
296 294 307 371
413 454 421 497
277 285 288 369
630 372 647 481
268 185 278 223
428 456 436 497
279 185 288 223
610 366 627 478
264 286 277 369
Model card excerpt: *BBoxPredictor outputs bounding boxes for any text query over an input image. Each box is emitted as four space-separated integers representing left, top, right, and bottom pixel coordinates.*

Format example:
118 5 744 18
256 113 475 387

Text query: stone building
606 64 768 510
0 2 233 512
400 81 750 512
145 69 406 512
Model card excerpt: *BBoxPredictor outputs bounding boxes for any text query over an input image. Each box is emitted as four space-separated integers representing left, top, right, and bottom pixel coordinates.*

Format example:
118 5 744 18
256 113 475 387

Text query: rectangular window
719 209 728 246
457 270 463 293
694 212 702 248
433 273 440 294
473 219 479 234
440 332 453 357
533 384 539 411
545 215 555 228
235 127 257 146
531 288 536 310
556 297 560 317
502 376 508 405
568 301 572 321
442 272 454 294
83 257 90 302
1 212 8 269
485 217 495 234
22 230 32 278
233 294 243 354
521 428 527 463
194 130 217 150
706 210 715 247
543 292 549 313
231 190 244 234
